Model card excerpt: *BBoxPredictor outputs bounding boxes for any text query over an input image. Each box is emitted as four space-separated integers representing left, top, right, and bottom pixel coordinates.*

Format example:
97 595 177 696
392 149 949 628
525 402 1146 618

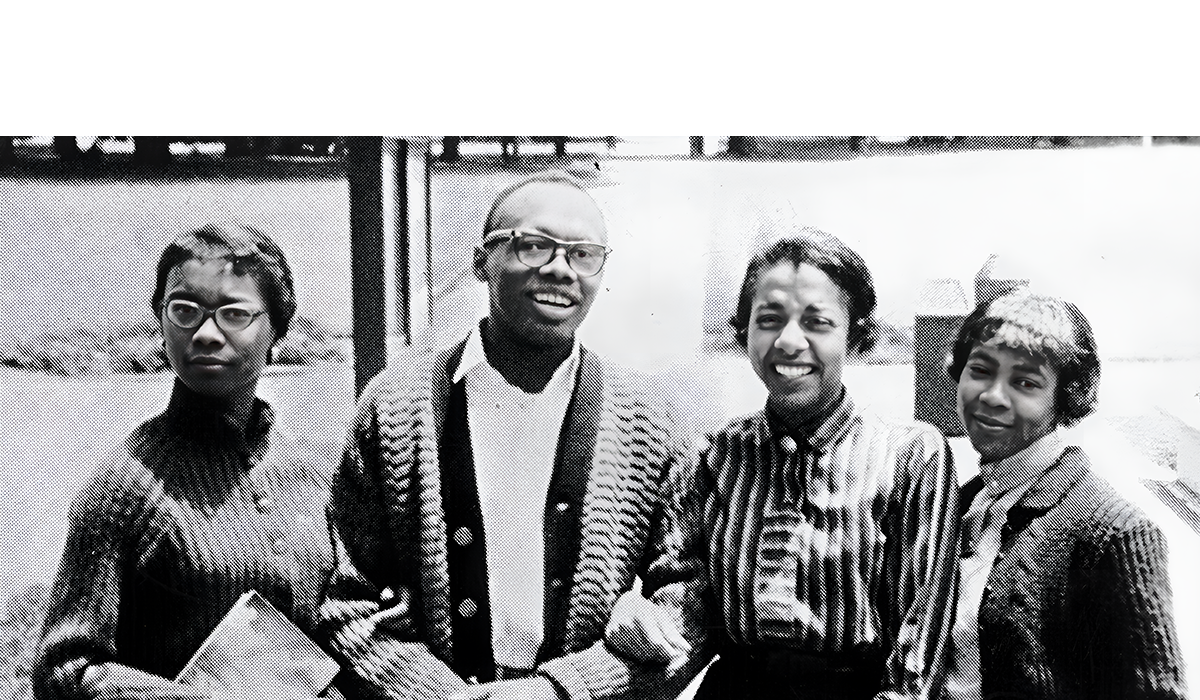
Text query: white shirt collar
451 322 581 391
979 431 1066 499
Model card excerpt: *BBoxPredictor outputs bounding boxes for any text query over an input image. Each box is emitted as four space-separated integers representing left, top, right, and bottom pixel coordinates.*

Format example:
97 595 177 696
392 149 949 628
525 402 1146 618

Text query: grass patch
0 320 167 376
272 317 350 366
0 316 347 377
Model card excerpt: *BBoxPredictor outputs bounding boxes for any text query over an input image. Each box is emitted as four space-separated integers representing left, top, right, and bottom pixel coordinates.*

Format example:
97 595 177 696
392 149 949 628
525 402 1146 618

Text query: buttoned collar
1013 445 1090 513
760 389 856 455
979 431 1066 500
451 321 581 393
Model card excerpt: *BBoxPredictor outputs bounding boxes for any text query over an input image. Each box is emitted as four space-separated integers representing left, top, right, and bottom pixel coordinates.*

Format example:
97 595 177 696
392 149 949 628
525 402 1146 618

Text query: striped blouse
647 394 960 699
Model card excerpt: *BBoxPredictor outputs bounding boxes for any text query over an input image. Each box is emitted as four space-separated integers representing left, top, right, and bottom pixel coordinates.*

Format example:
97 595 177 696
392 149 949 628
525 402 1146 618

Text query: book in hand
175 591 340 699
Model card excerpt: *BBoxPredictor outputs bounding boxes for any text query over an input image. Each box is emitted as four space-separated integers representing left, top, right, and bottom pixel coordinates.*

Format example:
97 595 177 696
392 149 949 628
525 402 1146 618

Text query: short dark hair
948 289 1100 427
150 223 297 340
482 170 594 234
730 230 878 352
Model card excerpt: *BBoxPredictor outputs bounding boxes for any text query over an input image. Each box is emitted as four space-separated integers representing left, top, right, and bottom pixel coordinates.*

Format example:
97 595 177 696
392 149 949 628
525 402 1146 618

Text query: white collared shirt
452 324 580 670
943 432 1066 700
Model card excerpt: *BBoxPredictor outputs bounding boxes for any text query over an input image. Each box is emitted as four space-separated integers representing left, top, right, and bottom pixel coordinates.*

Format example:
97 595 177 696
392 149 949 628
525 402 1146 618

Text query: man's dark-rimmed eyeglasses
482 229 610 277
161 299 267 332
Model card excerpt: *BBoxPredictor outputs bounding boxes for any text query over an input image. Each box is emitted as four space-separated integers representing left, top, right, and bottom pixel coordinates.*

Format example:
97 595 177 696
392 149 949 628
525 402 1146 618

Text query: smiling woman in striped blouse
605 231 960 700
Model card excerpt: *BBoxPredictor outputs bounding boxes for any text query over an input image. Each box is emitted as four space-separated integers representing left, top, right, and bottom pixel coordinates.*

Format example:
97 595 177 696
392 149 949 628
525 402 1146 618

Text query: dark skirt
694 644 884 700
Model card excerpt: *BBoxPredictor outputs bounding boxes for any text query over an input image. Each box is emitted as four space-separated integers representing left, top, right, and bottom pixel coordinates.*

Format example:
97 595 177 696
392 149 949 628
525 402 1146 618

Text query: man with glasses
321 172 697 700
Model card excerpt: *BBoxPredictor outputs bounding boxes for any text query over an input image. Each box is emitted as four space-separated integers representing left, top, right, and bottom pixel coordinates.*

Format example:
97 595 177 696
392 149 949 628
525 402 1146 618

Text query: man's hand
604 589 691 667
448 677 562 700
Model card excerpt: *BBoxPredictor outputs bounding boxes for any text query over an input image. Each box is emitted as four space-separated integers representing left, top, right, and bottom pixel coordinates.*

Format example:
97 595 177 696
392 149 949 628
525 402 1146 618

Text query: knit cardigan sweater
319 343 699 700
34 381 337 700
959 446 1188 700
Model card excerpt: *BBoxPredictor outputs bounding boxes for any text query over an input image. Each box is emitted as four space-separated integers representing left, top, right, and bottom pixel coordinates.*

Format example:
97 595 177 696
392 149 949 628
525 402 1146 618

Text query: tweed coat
958 446 1187 700
319 341 700 700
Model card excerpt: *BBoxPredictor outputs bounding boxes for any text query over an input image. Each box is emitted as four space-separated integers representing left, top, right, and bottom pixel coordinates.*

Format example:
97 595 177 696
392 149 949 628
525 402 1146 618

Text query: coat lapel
1003 446 1089 534
959 474 986 523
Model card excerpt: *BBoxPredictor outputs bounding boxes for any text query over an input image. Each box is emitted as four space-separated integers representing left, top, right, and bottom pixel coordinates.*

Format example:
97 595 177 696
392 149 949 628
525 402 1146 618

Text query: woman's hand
604 589 691 667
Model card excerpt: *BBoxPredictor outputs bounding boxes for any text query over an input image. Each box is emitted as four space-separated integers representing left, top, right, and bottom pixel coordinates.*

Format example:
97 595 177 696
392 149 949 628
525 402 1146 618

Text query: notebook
175 591 339 698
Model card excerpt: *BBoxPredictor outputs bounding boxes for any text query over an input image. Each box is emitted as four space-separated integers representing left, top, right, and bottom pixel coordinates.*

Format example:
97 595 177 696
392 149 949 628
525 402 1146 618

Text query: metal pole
392 137 433 348
347 136 387 396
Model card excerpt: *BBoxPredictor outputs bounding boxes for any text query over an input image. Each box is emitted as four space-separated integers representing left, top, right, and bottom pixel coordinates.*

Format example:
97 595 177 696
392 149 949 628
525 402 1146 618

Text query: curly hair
150 222 297 340
730 230 878 353
948 289 1100 427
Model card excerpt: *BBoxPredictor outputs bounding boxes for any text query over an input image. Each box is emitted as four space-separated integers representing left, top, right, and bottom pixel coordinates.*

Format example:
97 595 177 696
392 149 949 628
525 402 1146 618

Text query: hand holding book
174 591 340 700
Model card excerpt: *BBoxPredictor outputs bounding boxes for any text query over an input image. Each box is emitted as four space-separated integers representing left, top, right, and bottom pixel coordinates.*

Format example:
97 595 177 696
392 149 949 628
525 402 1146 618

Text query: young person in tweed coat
319 173 702 700
942 289 1187 700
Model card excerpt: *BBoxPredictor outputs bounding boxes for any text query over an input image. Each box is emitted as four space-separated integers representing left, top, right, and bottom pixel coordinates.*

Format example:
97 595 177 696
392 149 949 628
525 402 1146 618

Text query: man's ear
473 246 489 282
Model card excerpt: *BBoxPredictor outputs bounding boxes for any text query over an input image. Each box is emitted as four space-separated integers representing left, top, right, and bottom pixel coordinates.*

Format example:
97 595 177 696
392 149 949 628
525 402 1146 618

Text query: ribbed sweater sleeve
1099 514 1187 700
33 450 208 700
537 378 705 700
541 446 718 700
321 371 467 700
